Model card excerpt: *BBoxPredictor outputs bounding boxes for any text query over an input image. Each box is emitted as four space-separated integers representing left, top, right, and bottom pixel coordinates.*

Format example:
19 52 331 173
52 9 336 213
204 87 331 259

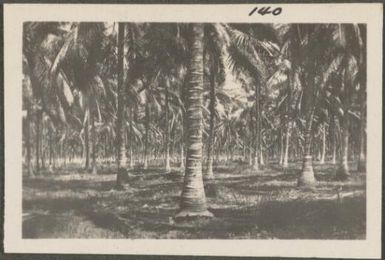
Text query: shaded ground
22 161 366 239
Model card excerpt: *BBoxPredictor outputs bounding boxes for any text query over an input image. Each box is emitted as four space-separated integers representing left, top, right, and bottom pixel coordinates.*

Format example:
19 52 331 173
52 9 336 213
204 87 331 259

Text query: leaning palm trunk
176 23 212 219
115 23 128 188
298 109 316 187
205 70 216 180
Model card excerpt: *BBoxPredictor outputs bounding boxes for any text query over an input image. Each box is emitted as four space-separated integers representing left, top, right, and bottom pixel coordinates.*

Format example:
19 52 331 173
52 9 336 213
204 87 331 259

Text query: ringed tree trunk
164 80 171 173
298 109 316 188
298 73 317 188
336 56 353 181
336 114 350 180
205 68 216 180
115 23 129 189
283 70 293 168
176 23 212 219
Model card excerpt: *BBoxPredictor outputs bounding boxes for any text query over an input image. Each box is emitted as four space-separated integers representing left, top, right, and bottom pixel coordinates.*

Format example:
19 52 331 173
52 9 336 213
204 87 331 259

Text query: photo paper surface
3 3 383 258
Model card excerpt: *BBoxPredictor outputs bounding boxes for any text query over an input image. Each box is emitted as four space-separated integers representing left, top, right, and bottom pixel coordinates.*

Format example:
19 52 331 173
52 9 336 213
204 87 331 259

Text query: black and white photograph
4 3 383 258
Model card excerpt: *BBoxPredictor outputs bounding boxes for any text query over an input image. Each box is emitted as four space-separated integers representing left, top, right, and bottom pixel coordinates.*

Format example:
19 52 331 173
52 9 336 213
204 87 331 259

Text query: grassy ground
22 160 366 239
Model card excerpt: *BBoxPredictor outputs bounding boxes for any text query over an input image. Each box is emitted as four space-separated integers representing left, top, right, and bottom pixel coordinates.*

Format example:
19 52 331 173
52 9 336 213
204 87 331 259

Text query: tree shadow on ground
22 161 366 239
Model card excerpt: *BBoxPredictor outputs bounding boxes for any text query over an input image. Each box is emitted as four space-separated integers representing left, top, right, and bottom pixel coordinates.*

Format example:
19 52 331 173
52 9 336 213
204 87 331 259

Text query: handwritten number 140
249 7 282 16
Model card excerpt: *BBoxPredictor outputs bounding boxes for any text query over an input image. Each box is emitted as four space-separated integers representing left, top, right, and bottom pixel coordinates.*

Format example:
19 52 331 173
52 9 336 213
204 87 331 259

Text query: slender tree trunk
176 23 212 219
35 111 41 173
357 90 366 171
279 128 284 165
84 111 90 171
320 124 326 164
180 143 185 169
283 122 290 168
129 105 134 169
205 69 215 180
283 70 292 168
26 104 33 177
253 83 260 171
165 81 171 173
90 111 97 174
248 110 253 166
115 23 128 188
48 125 53 172
144 99 149 169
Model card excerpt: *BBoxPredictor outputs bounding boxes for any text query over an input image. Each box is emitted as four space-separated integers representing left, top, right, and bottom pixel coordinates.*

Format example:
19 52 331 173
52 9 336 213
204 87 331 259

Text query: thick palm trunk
144 100 149 169
176 23 212 219
298 109 316 187
298 69 317 188
115 23 128 188
205 70 215 180
336 115 350 180
165 83 171 172
90 112 97 174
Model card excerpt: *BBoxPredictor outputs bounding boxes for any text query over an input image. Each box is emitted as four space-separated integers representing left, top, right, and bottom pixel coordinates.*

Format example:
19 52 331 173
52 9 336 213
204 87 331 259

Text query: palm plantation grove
22 22 366 239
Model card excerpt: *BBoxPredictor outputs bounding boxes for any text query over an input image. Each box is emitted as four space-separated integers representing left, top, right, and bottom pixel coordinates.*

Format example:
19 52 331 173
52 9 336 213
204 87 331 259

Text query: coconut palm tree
176 23 213 219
